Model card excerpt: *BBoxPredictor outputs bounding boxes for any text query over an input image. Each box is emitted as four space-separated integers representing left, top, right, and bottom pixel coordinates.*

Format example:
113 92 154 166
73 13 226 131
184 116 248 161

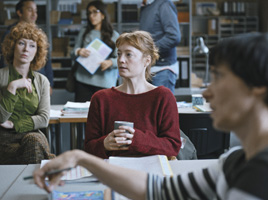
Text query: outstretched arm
34 150 147 200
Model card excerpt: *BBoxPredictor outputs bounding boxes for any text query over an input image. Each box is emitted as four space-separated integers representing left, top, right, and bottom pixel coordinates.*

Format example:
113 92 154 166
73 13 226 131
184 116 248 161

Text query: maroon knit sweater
84 86 181 158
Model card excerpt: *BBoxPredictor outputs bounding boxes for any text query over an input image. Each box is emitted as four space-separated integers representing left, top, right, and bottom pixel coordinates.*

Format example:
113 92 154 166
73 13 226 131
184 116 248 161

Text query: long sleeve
71 28 86 58
85 95 108 158
129 92 181 156
147 161 221 200
0 71 50 132
0 88 18 123
147 147 268 200
31 73 50 130
84 86 181 159
155 1 181 54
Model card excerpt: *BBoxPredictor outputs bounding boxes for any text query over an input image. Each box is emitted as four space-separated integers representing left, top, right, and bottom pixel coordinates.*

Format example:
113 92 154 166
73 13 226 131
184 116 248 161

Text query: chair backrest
177 129 197 160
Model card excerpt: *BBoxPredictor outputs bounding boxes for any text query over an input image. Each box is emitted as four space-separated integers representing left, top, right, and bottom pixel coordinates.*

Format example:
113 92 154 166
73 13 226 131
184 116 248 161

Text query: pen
23 167 74 180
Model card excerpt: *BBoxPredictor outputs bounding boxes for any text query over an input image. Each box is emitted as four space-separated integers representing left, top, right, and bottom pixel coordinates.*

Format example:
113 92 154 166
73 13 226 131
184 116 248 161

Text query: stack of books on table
61 101 90 116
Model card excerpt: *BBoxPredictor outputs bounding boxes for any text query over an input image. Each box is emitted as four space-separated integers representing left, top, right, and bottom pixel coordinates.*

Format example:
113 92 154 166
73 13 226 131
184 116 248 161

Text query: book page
41 160 97 182
76 38 112 74
108 155 173 176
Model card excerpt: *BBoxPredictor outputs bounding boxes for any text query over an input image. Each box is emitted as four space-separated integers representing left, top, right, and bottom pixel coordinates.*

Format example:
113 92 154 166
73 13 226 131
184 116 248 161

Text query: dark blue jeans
151 69 177 94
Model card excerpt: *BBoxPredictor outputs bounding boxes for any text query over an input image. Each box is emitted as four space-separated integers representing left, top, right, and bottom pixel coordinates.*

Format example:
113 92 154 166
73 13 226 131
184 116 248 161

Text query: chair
177 129 197 160
179 113 230 159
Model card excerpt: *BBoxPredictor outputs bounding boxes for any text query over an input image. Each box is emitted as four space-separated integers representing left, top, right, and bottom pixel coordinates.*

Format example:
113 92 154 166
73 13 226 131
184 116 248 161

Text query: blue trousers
151 70 177 94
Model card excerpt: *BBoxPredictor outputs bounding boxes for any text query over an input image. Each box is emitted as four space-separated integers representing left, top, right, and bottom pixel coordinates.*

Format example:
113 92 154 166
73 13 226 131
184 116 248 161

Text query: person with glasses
71 0 119 101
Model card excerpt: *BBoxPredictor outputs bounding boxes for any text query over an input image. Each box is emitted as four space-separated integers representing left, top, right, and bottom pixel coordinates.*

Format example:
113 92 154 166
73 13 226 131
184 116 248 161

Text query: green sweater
0 66 50 132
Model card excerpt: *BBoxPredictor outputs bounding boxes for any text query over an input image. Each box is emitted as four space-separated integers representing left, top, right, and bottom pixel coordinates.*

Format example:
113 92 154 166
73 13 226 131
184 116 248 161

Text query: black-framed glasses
88 9 100 16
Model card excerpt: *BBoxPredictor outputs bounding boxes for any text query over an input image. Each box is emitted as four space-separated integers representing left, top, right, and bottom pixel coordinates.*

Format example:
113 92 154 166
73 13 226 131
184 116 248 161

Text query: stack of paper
61 101 90 116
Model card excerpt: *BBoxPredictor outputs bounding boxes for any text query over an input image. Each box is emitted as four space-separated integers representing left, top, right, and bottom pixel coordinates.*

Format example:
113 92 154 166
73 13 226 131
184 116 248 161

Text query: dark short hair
16 0 34 12
209 32 268 105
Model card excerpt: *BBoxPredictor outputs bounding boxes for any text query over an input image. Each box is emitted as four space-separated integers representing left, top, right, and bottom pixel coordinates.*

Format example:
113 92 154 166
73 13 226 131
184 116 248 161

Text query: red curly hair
1 22 48 71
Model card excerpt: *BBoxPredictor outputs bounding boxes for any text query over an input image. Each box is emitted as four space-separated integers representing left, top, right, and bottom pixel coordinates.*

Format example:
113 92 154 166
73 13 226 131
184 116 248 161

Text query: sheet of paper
76 38 112 74
41 160 95 181
50 109 62 118
108 155 173 176
63 101 90 109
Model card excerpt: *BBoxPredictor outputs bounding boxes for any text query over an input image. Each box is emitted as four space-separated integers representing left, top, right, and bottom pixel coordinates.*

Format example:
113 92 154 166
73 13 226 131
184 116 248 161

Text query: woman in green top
0 22 55 164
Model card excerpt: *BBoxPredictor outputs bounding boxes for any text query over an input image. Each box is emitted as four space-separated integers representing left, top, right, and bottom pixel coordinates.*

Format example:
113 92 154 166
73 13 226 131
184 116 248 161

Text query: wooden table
48 105 88 155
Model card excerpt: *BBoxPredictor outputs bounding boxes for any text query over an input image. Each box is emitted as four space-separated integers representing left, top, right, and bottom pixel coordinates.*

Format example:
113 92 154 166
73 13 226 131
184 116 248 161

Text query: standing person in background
140 0 181 94
0 22 55 164
0 0 54 95
72 0 119 102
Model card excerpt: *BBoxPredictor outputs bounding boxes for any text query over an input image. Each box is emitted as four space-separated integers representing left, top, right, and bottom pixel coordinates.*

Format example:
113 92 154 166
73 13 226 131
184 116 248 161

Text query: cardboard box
50 10 61 25
52 63 62 69
52 37 70 56
60 11 72 19
51 51 65 57
107 4 116 23
178 12 189 23
73 15 81 24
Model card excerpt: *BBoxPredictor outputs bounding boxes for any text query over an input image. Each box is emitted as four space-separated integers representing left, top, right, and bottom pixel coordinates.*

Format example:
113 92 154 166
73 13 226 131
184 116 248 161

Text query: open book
108 155 173 200
41 160 98 183
108 155 173 176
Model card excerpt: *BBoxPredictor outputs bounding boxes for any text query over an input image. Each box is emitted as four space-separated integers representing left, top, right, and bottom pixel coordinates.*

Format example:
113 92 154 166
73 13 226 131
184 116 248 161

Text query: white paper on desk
41 160 97 182
76 38 112 74
50 109 62 118
64 101 90 109
109 155 173 177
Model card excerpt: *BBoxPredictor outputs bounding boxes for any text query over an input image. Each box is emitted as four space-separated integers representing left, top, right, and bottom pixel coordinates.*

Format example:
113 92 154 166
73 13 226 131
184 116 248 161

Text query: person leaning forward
35 33 268 200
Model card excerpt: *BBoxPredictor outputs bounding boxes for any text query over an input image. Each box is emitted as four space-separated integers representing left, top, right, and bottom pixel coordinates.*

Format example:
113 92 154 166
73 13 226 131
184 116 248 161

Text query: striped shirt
147 146 268 200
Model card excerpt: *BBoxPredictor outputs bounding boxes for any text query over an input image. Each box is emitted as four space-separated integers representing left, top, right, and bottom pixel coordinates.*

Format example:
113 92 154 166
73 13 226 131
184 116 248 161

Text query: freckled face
117 43 149 80
202 65 256 132
14 38 37 65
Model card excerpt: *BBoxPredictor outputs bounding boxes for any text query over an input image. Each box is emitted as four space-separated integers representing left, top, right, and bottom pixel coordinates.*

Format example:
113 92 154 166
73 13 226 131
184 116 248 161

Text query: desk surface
1 159 217 200
49 103 209 124
0 165 27 199
50 105 88 124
